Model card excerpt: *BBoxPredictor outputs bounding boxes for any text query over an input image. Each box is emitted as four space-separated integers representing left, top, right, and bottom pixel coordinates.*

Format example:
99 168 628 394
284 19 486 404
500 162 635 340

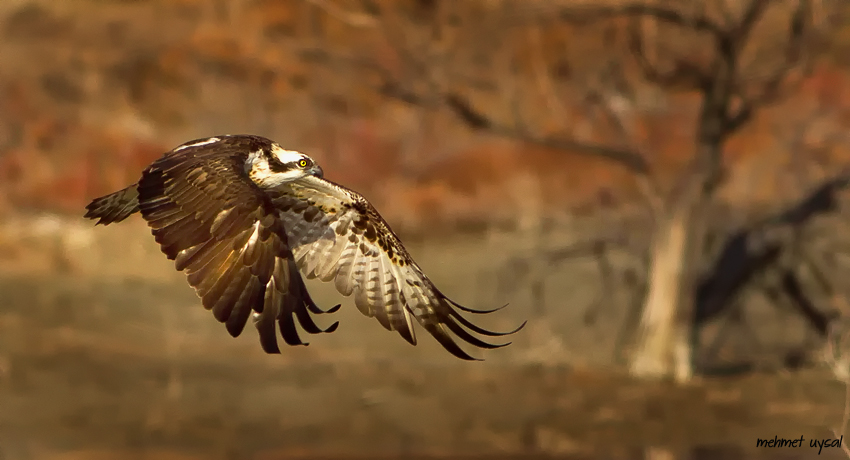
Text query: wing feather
84 184 140 225
352 260 374 319
380 254 415 344
210 260 251 321
367 257 392 331
270 175 525 360
333 238 358 295
316 228 347 281
130 136 338 352
227 277 261 337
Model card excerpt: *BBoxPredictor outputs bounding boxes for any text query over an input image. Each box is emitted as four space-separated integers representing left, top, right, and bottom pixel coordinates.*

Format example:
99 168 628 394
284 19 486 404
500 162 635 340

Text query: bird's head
247 144 324 188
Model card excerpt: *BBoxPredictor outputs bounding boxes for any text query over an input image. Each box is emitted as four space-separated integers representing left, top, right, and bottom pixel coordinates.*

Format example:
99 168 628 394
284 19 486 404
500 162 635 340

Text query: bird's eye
298 159 309 168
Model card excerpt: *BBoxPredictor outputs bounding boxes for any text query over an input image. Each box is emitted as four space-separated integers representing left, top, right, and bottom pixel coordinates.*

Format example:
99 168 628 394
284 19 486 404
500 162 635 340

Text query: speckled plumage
84 134 524 360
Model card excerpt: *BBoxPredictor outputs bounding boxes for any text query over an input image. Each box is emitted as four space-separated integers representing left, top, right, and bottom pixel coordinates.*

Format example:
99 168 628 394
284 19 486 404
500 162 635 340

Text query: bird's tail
84 184 140 225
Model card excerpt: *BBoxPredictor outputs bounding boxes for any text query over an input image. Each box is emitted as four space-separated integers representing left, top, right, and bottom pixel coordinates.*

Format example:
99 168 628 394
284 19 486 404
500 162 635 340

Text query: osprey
84 134 524 360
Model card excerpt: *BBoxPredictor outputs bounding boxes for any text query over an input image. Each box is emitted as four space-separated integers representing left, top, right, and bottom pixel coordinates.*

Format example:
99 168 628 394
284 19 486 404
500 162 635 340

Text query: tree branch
302 0 378 28
725 101 753 133
582 88 664 216
527 25 570 124
733 0 772 49
627 19 711 90
726 0 813 133
556 3 726 38
444 93 650 175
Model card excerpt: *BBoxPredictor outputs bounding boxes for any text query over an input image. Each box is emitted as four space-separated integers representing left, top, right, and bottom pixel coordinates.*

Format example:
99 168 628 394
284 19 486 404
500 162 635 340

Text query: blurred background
2 0 850 459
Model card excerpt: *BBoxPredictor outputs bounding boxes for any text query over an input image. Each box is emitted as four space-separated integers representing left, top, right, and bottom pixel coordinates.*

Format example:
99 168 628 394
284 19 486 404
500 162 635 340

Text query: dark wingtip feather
451 350 482 361
442 317 513 350
300 279 340 316
253 288 283 353
307 303 342 314
397 323 417 346
469 318 527 337
279 311 310 347
256 313 282 354
422 323 484 361
444 298 526 338
511 320 528 334
294 301 340 335
447 298 510 315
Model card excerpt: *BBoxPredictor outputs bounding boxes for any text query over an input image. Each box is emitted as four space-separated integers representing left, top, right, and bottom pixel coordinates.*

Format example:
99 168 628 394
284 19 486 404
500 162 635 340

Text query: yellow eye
298 159 308 168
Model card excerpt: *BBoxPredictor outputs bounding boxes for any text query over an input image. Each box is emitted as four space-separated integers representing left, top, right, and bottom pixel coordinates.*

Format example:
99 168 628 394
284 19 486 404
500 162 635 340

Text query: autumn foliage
0 0 848 233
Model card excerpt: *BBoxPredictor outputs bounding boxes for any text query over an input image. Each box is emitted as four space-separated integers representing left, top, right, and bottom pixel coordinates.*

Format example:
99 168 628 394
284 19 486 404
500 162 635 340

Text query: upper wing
268 175 525 360
136 137 339 353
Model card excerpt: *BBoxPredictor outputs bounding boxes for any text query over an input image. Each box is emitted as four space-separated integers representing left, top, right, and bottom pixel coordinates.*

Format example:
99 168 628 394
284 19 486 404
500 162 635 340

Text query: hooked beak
310 164 324 178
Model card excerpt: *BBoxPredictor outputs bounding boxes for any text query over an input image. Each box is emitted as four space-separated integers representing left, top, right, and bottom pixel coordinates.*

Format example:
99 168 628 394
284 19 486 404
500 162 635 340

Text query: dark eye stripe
263 149 311 173
266 151 294 173
269 160 294 173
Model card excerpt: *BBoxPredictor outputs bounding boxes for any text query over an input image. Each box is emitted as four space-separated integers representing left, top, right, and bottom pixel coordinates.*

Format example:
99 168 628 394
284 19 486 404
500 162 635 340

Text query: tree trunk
629 166 714 382
629 199 693 380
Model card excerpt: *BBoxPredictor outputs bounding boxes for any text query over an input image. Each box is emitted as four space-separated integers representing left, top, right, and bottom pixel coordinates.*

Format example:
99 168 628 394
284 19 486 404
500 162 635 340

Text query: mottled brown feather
84 184 140 225
87 135 338 352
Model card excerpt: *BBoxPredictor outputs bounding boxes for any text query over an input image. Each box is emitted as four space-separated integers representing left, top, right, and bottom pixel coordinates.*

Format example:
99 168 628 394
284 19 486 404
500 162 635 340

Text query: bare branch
729 0 813 131
293 45 441 108
583 240 619 325
725 102 753 133
445 93 490 129
302 0 378 28
444 93 651 175
717 0 738 27
556 3 726 38
627 19 711 90
527 25 570 124
733 0 771 49
544 236 633 266
582 87 664 216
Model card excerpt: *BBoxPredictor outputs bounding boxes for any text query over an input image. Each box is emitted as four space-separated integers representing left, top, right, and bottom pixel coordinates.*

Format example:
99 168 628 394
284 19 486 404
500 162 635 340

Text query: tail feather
84 184 141 225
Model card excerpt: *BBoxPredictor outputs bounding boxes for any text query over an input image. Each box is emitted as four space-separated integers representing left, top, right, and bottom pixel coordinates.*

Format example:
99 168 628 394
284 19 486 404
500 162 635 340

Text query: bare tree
469 0 825 382
298 0 844 381
375 0 836 381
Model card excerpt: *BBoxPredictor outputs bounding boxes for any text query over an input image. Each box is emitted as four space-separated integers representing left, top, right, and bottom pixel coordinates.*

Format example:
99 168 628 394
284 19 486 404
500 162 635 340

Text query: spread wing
135 140 339 353
269 175 526 361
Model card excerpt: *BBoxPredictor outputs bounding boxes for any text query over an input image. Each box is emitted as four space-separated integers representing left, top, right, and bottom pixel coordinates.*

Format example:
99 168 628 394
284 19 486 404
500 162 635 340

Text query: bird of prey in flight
84 135 524 360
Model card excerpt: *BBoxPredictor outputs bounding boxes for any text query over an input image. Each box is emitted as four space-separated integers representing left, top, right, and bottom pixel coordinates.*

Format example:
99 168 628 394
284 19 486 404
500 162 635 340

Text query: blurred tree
327 0 845 381
471 0 841 382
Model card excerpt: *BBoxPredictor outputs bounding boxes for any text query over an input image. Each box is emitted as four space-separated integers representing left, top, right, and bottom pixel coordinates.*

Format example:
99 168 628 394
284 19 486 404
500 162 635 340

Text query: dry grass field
0 216 847 460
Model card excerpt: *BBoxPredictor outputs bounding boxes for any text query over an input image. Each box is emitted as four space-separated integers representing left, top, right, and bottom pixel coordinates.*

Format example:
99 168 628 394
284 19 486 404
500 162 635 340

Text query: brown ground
0 217 848 460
